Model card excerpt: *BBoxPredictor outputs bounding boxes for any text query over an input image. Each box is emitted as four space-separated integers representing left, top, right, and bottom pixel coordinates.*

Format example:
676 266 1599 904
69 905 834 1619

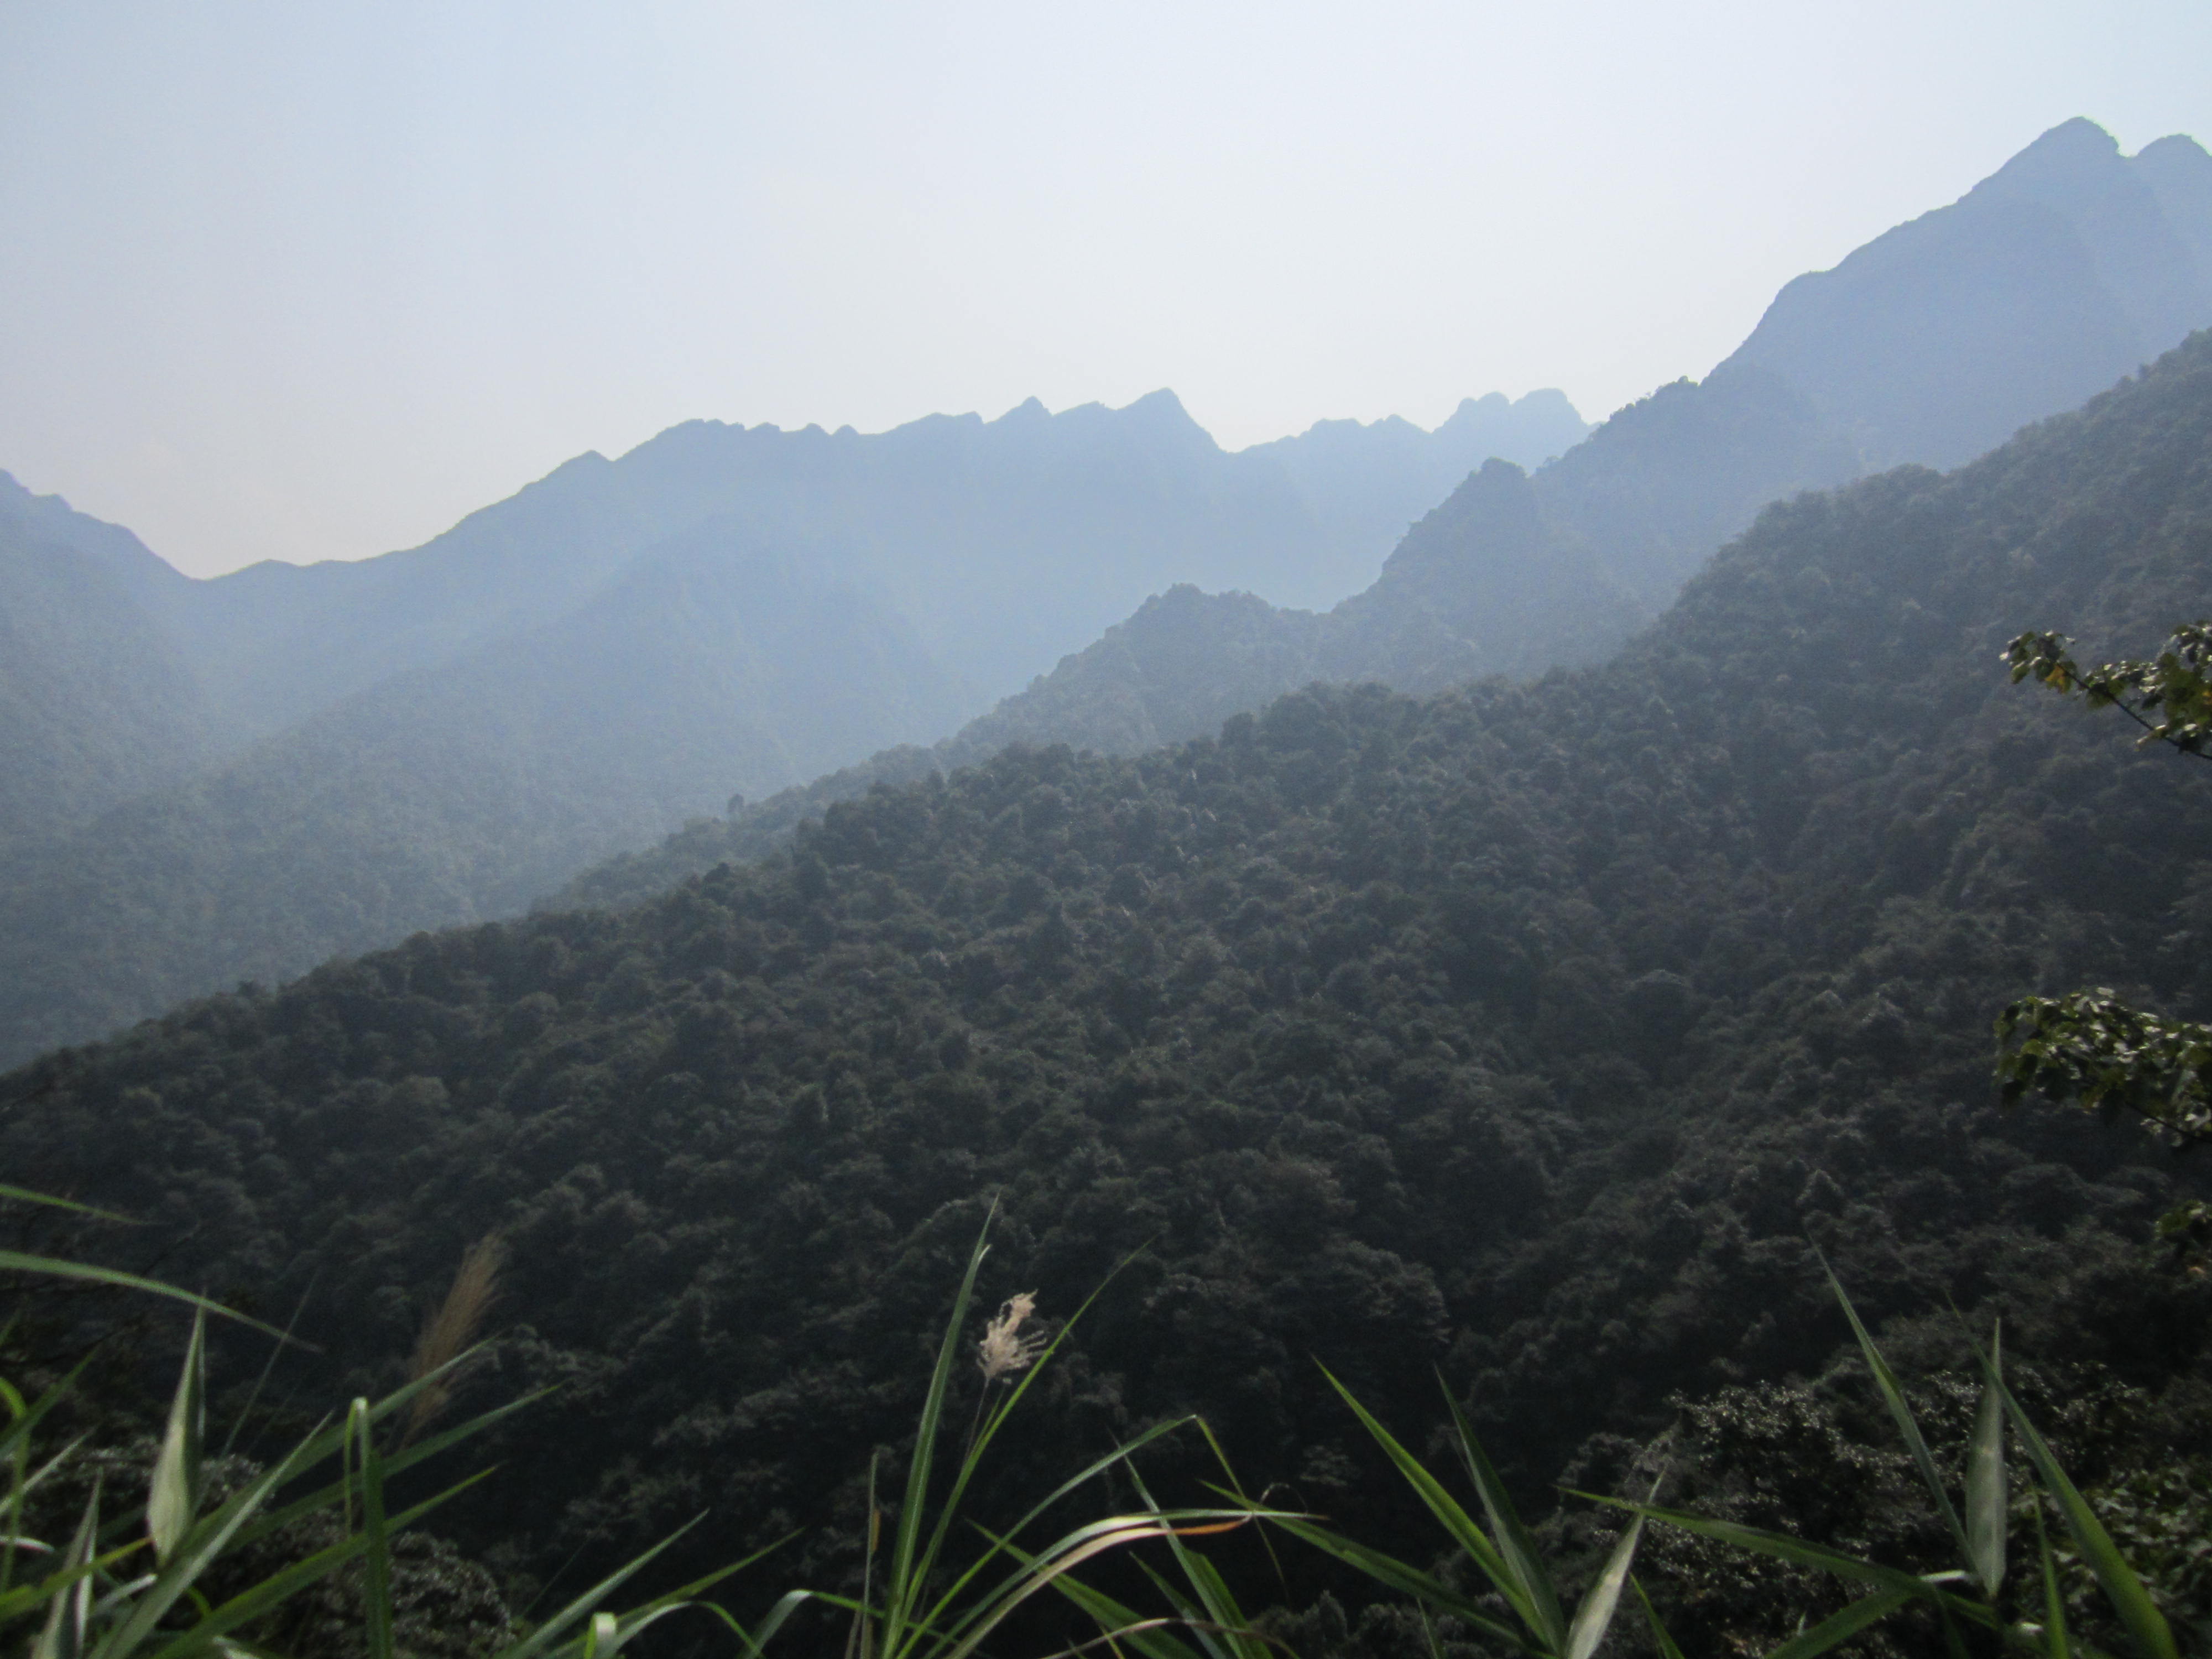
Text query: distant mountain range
572 118 2212 908
0 387 1581 1063
2 116 2206 1066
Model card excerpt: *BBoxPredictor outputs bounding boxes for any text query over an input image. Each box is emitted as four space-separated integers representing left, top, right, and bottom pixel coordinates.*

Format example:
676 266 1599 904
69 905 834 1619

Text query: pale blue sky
2 1 2207 577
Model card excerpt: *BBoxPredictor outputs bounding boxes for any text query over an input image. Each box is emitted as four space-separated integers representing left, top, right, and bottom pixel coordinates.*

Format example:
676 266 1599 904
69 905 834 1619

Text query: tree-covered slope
0 518 979 1065
0 475 213 848
1243 390 1591 600
0 389 1591 1066
8 331 2211 1611
579 121 2212 917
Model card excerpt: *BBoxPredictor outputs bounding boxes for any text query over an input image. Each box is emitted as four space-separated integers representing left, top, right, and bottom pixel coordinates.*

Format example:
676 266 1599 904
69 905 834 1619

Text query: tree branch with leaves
1999 622 2212 1274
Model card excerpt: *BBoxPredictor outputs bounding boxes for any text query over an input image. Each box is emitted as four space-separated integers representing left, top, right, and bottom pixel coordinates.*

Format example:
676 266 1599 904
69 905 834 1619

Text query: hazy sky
3 2 2208 578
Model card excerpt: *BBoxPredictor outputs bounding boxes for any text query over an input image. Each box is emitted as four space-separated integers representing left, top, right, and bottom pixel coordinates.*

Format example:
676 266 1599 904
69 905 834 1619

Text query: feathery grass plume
401 1235 505 1449
975 1291 1044 1384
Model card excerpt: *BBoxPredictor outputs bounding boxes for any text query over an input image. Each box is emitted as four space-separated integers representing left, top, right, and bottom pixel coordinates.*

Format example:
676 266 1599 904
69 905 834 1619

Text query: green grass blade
351 1402 393 1659
0 1254 296 1344
934 1509 1261 1655
909 1239 1145 1628
1818 1258 1972 1570
1965 1322 2007 1599
1992 1376 2176 1659
139 1471 493 1659
1032 1561 1208 1659
934 1515 1237 1659
1313 1366 1521 1619
88 1445 296 1659
714 1588 818 1659
1131 1558 1215 1658
1563 1474 1657 1659
1632 1579 1687 1659
0 1187 130 1223
490 1516 702 1659
238 1387 545 1546
912 1416 1196 1639
32 1480 99 1659
147 1313 206 1566
1122 1464 1264 1659
1439 1386 1567 1652
1578 1494 1989 1618
1761 1588 1917 1658
2033 1505 2069 1658
0 1355 98 1476
1264 1517 1543 1656
883 1209 994 1657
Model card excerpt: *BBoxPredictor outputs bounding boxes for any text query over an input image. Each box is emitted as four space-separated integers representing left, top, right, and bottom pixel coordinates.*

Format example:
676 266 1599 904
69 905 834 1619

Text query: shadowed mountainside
567 120 2212 912
5 119 2209 1068
12 326 2212 1626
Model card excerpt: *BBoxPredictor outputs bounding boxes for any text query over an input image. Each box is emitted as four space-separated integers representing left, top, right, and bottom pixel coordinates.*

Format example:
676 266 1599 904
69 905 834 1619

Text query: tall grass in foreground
1253 1260 2180 1657
1590 1262 2179 1657
0 1185 770 1659
1 1192 1292 1659
757 1209 1292 1659
5 1179 2187 1658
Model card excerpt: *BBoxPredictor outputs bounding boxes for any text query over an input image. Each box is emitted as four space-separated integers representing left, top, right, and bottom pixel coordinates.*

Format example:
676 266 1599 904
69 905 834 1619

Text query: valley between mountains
6 116 2212 1655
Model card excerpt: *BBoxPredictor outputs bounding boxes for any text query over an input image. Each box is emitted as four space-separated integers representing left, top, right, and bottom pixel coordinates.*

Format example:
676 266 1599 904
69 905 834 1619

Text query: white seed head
977 1291 1045 1383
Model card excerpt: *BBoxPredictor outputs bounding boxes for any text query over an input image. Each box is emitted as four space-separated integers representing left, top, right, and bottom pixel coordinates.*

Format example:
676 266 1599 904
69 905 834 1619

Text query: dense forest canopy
9 328 2212 1645
3 121 2206 1077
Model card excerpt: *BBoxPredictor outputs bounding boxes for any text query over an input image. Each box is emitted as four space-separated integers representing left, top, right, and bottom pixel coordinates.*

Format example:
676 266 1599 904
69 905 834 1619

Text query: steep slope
0 387 1589 1063
0 520 971 1065
558 458 1643 907
578 121 2212 911
159 384 1573 733
11 330 2212 1615
0 475 212 847
1242 389 1590 602
1719 117 2212 474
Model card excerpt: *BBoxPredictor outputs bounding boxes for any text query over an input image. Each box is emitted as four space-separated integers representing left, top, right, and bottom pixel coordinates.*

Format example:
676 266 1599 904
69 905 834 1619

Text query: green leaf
1442 1386 1567 1653
489 1517 702 1659
1313 1366 1524 1625
148 1313 206 1566
1818 1257 1974 1571
2034 1504 2069 1659
0 1187 129 1224
91 1444 297 1659
1582 1493 1991 1626
881 1208 994 1658
1990 1369 2176 1659
1632 1580 1686 1659
0 1253 296 1344
1965 1323 2007 1598
1262 1516 1542 1656
32 1480 99 1659
1034 1562 1206 1659
351 1402 393 1659
1562 1472 1657 1659
139 1471 493 1659
1762 1588 1917 1658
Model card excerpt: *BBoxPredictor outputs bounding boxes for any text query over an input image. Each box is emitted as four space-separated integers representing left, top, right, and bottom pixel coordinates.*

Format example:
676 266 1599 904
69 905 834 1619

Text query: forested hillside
581 121 2212 914
9 328 2211 1640
0 390 1582 1067
0 476 212 846
5 119 2204 1075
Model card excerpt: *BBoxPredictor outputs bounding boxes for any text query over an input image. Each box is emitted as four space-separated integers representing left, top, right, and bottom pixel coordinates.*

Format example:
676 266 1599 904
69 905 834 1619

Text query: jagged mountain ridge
0 390 1581 1065
7 117 2209 1068
562 118 2212 911
1720 117 2212 472
12 325 2212 1622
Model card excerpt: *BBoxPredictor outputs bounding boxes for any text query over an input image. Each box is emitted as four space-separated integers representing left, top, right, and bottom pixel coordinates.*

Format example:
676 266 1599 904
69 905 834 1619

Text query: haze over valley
6 11 2212 1652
